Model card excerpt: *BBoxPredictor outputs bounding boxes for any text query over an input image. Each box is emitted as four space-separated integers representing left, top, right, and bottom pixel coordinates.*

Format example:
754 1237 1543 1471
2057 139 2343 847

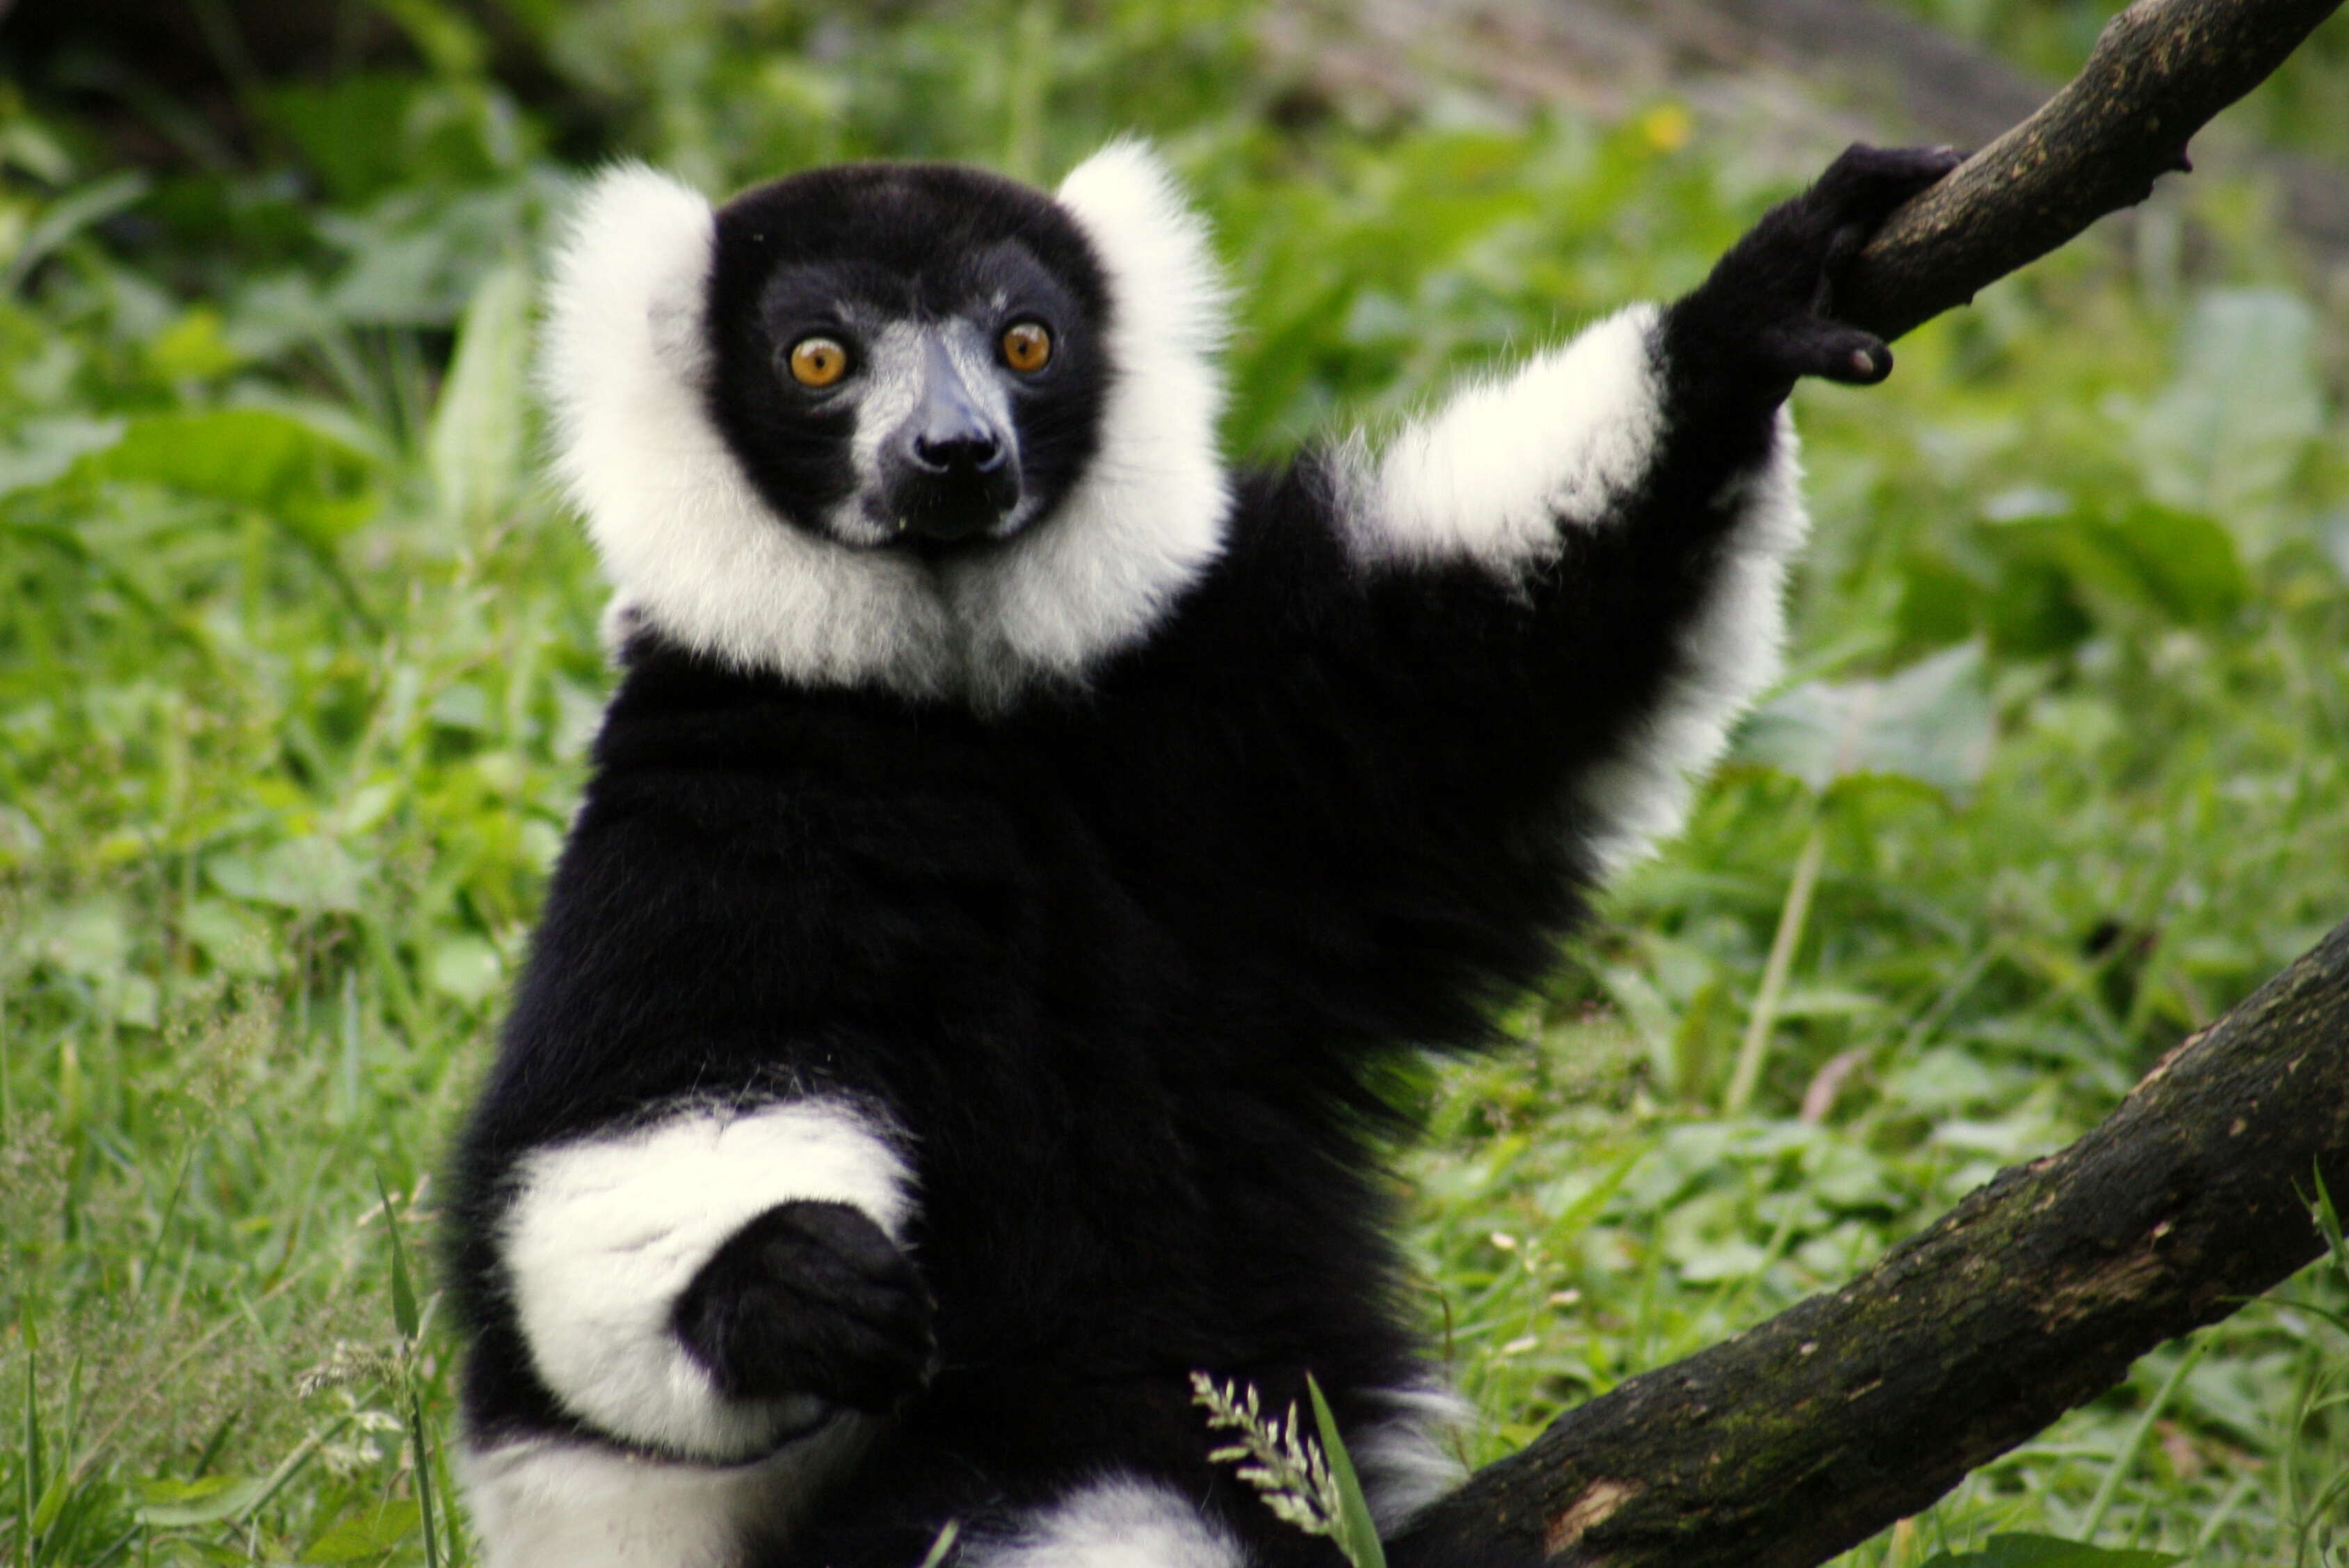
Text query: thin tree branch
1837 0 2346 341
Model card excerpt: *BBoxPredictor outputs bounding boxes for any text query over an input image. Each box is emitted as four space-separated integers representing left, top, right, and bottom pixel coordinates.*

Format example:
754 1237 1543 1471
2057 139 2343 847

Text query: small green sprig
1189 1372 1385 1568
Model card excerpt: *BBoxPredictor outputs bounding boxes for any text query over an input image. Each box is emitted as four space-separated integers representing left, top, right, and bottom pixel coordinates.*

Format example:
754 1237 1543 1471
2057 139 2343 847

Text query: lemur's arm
446 791 936 1473
1238 145 1960 877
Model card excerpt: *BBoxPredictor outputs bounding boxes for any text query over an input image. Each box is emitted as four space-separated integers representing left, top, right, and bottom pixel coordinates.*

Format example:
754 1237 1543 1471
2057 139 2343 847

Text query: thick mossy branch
1837 0 2344 342
1396 918 2349 1568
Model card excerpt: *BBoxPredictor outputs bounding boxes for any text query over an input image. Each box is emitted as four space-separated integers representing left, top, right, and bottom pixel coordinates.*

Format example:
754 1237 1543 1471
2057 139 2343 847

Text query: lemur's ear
1054 140 1229 367
540 163 718 531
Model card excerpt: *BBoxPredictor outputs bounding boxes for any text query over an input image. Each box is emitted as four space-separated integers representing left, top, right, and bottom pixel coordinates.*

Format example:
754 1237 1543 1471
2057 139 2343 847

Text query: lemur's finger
1811 222 1869 312
1759 322 1893 385
1809 144 1967 232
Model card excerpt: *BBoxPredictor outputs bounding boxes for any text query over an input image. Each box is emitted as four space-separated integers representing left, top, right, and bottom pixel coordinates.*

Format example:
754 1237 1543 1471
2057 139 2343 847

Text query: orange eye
787 337 850 388
1001 321 1052 373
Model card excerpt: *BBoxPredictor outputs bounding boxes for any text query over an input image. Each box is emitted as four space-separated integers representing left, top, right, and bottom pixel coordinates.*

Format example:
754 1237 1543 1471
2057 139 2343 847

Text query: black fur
674 1200 937 1412
446 144 1955 1568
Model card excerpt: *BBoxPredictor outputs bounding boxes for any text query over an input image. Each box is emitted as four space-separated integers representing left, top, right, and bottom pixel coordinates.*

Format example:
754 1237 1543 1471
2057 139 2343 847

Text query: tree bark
1394 916 2349 1567
1835 0 2346 341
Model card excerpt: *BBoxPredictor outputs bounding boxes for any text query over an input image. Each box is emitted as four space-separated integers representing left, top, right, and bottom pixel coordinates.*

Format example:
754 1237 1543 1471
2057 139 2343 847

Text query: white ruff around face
542 143 1229 705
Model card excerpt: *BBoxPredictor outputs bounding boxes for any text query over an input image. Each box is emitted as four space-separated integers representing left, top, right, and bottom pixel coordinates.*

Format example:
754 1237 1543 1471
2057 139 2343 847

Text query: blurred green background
2 1 2346 1563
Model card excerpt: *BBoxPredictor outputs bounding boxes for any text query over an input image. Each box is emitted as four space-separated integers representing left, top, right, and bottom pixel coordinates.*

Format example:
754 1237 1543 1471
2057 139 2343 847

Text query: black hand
1669 143 1965 395
672 1199 935 1414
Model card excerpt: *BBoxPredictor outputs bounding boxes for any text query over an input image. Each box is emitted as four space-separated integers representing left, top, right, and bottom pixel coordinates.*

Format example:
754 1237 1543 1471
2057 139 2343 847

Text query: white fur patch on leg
501 1098 914 1460
460 1425 869 1568
1348 1382 1473 1533
964 1478 1247 1568
1576 408 1809 874
1353 305 1666 572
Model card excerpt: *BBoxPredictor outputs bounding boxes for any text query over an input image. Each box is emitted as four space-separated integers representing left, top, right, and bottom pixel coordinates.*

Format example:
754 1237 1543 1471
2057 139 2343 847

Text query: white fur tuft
544 147 1231 705
459 1425 870 1568
1577 410 1808 873
963 1478 1245 1568
1358 305 1666 570
542 162 956 694
1350 1381 1474 1531
499 1098 912 1461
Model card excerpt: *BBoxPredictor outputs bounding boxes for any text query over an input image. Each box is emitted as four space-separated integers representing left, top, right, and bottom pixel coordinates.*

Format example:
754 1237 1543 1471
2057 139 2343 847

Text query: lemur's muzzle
884 338 1020 544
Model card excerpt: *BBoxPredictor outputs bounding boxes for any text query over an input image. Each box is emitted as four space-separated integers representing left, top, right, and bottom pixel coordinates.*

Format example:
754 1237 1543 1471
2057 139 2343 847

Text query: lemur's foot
672 1199 935 1414
1670 143 1964 394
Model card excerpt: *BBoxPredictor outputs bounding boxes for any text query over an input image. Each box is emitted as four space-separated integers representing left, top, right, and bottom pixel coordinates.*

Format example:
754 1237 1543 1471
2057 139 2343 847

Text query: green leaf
1 171 150 293
1734 642 1993 803
428 936 505 1007
2311 1165 2349 1282
370 0 489 76
0 417 124 499
1975 506 2247 643
1916 1533 2177 1568
134 1473 270 1528
147 307 243 381
378 1177 421 1342
913 1518 963 1568
206 837 366 914
81 407 376 512
27 1466 72 1537
305 1498 423 1562
2085 503 2248 628
34 900 131 983
429 259 533 527
180 898 280 977
429 681 494 733
1305 1374 1386 1568
263 74 433 204
2134 287 2323 549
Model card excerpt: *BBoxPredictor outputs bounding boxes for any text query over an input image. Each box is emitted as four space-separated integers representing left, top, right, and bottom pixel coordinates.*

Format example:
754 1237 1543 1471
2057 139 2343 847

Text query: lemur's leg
456 1097 933 1568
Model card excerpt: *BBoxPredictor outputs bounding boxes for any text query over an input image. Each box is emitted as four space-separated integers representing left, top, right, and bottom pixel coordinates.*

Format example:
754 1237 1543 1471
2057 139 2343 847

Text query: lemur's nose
907 337 1008 477
911 425 1004 475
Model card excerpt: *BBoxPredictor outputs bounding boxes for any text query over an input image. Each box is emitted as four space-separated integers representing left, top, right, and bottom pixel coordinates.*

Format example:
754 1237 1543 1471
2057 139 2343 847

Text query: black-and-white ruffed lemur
444 138 1961 1568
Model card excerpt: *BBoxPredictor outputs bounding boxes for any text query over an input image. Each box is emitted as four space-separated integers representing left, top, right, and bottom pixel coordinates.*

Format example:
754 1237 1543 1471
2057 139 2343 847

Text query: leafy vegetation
3 1 2346 1565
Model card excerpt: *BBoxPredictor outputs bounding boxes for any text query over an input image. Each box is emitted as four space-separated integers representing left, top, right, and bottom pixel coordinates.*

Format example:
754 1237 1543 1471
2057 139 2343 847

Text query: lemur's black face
706 165 1112 553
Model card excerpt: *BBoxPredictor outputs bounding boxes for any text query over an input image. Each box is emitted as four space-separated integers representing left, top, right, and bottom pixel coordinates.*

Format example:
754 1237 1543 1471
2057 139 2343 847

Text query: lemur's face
545 145 1227 695
705 166 1113 553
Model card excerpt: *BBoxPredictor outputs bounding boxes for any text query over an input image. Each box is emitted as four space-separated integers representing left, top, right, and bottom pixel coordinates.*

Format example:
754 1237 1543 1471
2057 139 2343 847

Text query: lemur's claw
672 1199 936 1414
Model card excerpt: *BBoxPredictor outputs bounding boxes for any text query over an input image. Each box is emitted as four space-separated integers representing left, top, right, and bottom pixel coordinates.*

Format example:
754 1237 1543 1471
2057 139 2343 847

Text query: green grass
5 2 2348 1565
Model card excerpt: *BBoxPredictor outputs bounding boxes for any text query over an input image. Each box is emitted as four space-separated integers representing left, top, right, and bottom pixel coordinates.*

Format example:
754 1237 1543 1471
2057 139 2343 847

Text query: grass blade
1305 1374 1386 1568
375 1175 420 1343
